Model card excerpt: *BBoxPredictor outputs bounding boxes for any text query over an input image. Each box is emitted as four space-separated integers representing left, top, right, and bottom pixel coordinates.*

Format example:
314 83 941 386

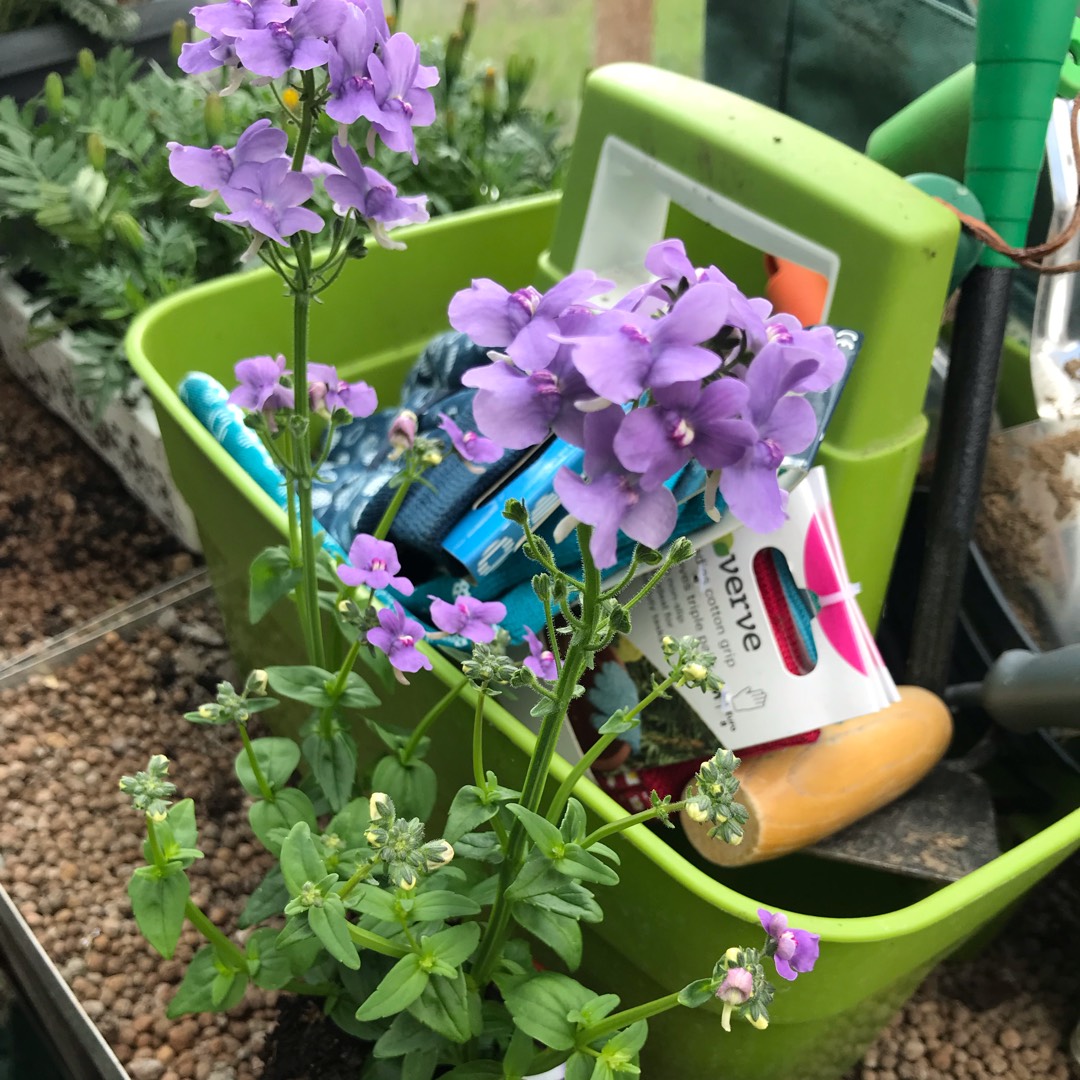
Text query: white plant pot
526 1067 568 1079
0 275 201 551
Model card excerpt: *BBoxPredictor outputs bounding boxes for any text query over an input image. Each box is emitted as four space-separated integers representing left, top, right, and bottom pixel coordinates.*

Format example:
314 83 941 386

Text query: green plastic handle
966 0 1076 266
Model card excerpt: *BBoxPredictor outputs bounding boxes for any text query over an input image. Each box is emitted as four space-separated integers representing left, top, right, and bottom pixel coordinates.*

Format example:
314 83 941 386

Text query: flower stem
577 991 684 1044
399 677 469 765
472 680 490 789
545 674 677 823
472 525 601 988
581 801 686 849
184 900 248 971
318 639 362 738
145 816 166 869
373 475 414 541
542 595 561 677
337 860 376 901
238 723 275 803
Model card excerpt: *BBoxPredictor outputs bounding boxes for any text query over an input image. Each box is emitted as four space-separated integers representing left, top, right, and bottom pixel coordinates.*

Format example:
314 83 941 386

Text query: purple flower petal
438 413 502 464
368 602 431 672
523 626 557 680
428 595 506 643
338 534 413 594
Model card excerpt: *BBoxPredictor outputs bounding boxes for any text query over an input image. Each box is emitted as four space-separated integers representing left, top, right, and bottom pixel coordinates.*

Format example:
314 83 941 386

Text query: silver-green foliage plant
0 4 566 413
0 0 139 38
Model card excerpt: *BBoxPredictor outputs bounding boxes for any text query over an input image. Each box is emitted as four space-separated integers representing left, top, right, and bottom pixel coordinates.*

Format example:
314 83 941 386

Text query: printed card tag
625 467 897 750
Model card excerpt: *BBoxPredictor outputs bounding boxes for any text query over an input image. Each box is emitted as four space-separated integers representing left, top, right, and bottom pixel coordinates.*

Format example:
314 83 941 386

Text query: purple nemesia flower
563 281 730 403
718 341 820 533
306 363 377 417
326 4 379 125
614 377 755 490
167 119 288 196
758 909 819 982
337 535 413 595
364 32 439 163
178 35 239 74
716 967 753 1006
523 626 557 681
460 308 600 450
181 0 295 76
437 412 502 464
323 140 429 250
367 602 432 673
449 271 613 372
216 158 324 245
553 406 678 569
234 0 347 78
228 355 294 421
428 595 507 644
754 315 846 391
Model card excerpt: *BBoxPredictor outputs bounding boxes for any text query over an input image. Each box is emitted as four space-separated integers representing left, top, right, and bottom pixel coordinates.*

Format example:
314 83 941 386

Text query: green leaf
512 903 582 971
275 914 316 951
499 972 594 1051
338 670 380 709
308 895 360 969
211 968 240 1008
408 968 476 1043
422 922 480 971
279 822 329 896
245 928 294 991
444 785 497 843
238 865 290 928
373 1010 445 1058
409 890 481 921
267 664 339 707
348 883 401 922
553 844 619 886
166 799 198 850
249 546 302 624
355 953 429 1021
505 804 564 857
371 755 436 820
454 831 504 864
329 995 385 1041
249 789 318 857
559 799 588 844
604 1020 648 1058
504 856 564 902
567 994 621 1027
526 881 603 924
565 1053 594 1080
235 737 300 796
303 729 358 812
167 946 247 1017
327 797 373 848
677 978 717 1008
128 866 188 959
366 716 416 755
441 1064 503 1079
503 1026 539 1079
403 1049 440 1080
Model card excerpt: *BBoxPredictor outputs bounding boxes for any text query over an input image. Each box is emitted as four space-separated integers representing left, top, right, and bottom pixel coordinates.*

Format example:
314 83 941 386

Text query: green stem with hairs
472 526 602 988
238 723 275 803
373 475 415 540
185 901 249 971
400 677 469 765
545 673 678 823
337 860 376 901
472 680 491 789
145 816 166 868
581 801 686 849
577 992 684 1044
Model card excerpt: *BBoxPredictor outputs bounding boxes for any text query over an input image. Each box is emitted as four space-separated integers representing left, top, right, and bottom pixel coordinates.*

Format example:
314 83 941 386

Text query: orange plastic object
764 254 829 326
681 686 952 866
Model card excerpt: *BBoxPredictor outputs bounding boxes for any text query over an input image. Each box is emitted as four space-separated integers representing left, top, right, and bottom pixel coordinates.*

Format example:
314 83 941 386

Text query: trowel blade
809 763 1000 883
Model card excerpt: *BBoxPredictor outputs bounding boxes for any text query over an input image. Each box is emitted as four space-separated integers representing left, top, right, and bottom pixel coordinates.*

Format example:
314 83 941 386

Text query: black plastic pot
0 0 193 103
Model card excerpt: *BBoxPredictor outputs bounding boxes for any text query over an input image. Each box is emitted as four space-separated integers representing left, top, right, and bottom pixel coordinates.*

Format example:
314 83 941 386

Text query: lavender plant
120 1 835 1073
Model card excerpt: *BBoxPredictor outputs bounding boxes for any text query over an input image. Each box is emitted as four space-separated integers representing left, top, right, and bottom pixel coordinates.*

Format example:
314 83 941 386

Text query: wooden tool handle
681 687 952 867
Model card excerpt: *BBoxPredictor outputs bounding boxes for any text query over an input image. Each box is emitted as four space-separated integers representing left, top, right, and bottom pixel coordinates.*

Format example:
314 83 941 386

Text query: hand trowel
983 97 1080 650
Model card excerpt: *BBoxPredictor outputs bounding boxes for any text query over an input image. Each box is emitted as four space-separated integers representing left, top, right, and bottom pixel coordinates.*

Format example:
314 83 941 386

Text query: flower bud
87 132 107 172
749 1013 769 1030
388 410 417 455
481 65 498 126
244 669 269 696
44 72 64 117
109 211 144 251
204 92 225 140
77 48 96 79
669 536 696 564
169 18 189 62
716 967 753 1006
506 53 535 117
532 573 552 601
444 30 466 92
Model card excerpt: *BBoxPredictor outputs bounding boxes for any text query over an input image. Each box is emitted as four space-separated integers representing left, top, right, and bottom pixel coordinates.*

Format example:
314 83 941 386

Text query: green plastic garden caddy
127 48 1080 1080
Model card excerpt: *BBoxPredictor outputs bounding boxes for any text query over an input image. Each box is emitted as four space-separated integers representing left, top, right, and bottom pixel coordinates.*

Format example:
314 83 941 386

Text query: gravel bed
0 608 279 1080
0 362 191 661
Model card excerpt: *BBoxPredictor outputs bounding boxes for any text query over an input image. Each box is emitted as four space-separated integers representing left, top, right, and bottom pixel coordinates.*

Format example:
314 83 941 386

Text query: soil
975 425 1080 648
0 363 190 662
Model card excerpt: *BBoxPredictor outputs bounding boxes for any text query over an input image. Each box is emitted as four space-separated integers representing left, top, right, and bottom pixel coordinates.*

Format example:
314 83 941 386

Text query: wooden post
594 0 654 68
